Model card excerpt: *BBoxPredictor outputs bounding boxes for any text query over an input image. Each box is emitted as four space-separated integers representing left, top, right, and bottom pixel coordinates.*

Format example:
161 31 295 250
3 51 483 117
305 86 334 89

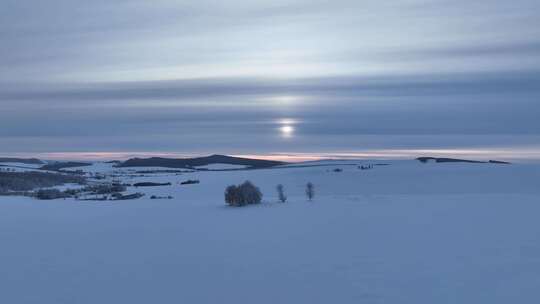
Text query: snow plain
1 159 540 303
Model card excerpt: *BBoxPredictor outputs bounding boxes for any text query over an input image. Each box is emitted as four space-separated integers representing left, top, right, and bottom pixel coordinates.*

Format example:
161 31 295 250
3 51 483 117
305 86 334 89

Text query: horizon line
2 147 540 163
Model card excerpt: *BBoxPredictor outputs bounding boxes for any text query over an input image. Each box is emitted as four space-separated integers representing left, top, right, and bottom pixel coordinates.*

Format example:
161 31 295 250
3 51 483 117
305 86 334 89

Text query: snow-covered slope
59 161 116 173
0 160 539 303
0 162 44 172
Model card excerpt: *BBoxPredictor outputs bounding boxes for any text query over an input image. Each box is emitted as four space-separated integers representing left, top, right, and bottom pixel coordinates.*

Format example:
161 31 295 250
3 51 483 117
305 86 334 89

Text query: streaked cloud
1 0 539 159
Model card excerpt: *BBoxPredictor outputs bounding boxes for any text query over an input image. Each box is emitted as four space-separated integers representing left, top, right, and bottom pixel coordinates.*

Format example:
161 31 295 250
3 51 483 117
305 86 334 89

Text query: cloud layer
1 0 539 159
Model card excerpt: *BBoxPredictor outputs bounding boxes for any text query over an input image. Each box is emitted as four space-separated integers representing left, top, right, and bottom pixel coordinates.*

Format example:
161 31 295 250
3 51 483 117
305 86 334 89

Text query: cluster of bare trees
277 183 314 202
225 181 315 206
225 181 263 207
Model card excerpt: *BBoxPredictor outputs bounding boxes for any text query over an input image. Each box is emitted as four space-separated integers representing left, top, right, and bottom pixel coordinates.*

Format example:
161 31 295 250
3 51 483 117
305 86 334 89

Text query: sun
280 125 294 138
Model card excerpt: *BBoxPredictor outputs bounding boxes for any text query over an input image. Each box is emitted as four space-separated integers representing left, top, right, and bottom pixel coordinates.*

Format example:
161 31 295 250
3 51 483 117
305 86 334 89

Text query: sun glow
280 125 294 138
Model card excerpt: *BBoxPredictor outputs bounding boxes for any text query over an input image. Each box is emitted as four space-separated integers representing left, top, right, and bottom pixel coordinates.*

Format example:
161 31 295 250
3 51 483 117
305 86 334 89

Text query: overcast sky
1 0 539 160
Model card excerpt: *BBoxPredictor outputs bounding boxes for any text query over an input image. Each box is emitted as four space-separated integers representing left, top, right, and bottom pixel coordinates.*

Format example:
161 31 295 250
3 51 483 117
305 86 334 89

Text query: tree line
225 181 314 207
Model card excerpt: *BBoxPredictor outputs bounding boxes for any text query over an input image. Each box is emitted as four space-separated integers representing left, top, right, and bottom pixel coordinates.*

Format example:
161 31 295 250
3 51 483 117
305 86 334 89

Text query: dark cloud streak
1 0 539 157
3 70 540 102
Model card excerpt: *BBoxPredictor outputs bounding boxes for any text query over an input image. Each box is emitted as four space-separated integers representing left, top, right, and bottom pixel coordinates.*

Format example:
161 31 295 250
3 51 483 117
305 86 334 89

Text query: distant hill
417 157 510 164
0 158 43 165
118 154 285 169
40 162 92 171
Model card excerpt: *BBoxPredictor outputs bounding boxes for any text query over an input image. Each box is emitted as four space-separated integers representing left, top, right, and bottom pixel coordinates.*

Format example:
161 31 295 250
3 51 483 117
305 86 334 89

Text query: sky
1 0 540 161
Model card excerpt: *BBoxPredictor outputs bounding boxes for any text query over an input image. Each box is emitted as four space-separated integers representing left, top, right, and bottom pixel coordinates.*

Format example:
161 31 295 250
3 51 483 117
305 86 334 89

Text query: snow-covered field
1 159 540 303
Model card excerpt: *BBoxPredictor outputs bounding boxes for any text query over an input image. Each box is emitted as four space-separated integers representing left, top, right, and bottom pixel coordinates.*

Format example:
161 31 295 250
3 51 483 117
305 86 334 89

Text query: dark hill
417 157 484 163
417 157 510 164
118 154 285 169
40 162 92 171
0 158 43 165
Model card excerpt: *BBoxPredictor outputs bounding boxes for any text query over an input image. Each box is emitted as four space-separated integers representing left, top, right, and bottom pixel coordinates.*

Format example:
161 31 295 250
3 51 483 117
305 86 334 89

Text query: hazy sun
280 125 294 137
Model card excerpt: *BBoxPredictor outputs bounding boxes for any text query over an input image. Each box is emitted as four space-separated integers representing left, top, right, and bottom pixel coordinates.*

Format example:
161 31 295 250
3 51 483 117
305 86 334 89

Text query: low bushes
112 193 145 200
180 179 200 185
150 195 173 199
84 183 127 194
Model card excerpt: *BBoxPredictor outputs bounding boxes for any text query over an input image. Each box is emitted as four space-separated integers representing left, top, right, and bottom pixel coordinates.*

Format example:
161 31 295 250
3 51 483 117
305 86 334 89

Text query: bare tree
276 184 287 203
306 182 314 201
225 185 239 206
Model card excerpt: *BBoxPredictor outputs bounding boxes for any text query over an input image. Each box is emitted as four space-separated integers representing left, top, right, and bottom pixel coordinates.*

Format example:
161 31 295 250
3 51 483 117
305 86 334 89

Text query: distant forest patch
40 162 92 171
0 171 85 193
0 158 43 165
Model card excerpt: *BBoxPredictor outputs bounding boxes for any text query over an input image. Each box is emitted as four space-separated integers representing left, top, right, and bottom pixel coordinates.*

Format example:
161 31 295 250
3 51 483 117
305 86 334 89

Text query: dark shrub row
36 189 69 200
180 179 200 185
133 182 171 187
84 183 127 194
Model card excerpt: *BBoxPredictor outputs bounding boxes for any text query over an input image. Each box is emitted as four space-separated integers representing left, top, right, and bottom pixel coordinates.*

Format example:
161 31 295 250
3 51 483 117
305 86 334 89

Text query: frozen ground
1 159 540 303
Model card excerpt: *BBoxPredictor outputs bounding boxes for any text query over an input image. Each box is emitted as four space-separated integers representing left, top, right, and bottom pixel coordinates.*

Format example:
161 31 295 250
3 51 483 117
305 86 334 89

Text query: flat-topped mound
40 162 92 171
417 157 510 164
117 154 285 169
